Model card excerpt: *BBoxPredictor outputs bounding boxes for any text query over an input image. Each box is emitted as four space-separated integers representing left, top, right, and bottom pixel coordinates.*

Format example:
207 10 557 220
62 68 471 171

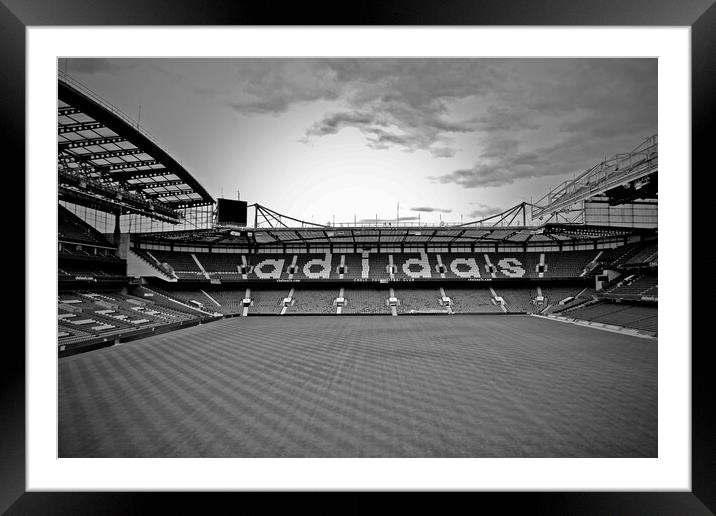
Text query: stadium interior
50 65 664 461
57 73 658 356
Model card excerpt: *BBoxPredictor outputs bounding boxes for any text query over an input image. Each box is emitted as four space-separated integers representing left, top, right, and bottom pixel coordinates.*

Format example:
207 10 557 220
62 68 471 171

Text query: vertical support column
113 208 122 246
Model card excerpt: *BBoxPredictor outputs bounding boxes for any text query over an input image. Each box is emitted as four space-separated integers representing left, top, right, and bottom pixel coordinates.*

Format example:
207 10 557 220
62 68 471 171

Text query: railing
531 135 657 218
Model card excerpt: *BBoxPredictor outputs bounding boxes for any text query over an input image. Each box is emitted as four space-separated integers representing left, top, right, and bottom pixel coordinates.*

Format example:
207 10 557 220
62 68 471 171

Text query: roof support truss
59 136 127 151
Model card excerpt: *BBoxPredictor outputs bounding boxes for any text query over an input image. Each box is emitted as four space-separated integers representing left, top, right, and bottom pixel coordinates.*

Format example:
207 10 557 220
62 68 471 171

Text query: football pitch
58 315 657 457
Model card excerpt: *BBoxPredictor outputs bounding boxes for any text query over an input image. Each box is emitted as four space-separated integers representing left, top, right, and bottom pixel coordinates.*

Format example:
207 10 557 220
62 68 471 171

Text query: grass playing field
58 315 657 457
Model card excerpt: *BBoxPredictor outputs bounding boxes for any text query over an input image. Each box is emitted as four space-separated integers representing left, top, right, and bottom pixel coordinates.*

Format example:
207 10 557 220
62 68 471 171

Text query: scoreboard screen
217 198 248 226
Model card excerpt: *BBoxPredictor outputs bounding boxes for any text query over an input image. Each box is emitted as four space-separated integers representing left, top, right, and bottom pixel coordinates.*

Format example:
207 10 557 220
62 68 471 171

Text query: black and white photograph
56 57 660 459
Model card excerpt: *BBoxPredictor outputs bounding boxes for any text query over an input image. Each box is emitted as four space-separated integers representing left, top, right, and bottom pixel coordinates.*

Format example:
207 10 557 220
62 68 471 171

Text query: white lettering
498 258 526 278
449 257 482 278
303 253 332 279
253 259 285 279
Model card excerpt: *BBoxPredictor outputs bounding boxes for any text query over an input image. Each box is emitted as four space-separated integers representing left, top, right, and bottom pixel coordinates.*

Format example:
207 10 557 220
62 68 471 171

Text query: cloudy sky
62 58 656 225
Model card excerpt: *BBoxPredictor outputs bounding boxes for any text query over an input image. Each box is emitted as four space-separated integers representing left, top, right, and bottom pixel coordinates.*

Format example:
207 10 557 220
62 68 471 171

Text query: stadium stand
59 205 112 247
58 289 204 348
194 252 243 280
337 253 362 279
444 287 502 313
624 243 658 266
599 241 656 268
394 288 444 314
192 288 244 314
150 250 205 279
538 286 591 313
341 288 391 314
562 300 657 334
130 249 605 281
493 287 536 313
290 289 339 314
247 289 287 314
603 274 658 299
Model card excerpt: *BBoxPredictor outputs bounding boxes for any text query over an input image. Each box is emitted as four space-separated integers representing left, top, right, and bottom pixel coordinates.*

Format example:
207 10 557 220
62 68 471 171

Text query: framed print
6 0 714 513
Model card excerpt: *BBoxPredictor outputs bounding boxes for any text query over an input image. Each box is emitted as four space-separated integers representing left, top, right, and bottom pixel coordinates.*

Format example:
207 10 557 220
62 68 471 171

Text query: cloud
411 206 453 213
81 58 655 189
467 203 503 219
65 58 138 75
225 60 341 116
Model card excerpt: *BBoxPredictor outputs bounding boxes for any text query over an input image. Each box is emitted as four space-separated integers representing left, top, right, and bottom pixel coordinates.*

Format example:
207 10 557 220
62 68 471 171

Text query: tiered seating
493 288 536 313
624 243 658 266
539 286 586 307
599 241 657 268
168 289 216 308
341 289 391 314
367 254 392 280
58 205 110 246
444 287 502 313
130 249 609 281
57 287 222 348
131 286 213 317
58 260 126 278
248 290 286 314
394 289 443 314
605 275 658 299
58 291 194 345
60 291 199 329
131 248 174 276
290 289 339 314
194 252 243 280
565 301 657 334
541 251 596 277
391 252 435 280
341 253 364 279
150 250 204 279
192 289 245 314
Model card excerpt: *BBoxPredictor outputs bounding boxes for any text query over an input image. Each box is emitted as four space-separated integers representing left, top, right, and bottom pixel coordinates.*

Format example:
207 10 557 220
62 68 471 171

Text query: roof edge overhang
58 77 214 208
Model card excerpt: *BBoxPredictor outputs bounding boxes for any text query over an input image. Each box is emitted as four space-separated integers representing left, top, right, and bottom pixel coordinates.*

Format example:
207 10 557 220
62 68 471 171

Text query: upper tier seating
624 243 658 266
598 241 657 268
604 275 658 299
150 250 203 277
137 250 604 281
58 205 111 247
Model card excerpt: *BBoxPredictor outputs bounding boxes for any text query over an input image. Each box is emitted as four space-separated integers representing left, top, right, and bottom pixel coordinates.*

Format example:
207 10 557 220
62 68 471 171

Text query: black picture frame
6 0 713 513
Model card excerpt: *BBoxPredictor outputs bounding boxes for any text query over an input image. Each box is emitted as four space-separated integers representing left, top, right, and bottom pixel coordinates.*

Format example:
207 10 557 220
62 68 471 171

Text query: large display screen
217 198 247 226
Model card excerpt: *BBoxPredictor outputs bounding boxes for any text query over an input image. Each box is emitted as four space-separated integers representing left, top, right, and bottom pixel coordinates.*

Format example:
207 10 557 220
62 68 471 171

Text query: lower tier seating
340 289 391 314
444 288 502 313
394 289 445 314
563 301 657 334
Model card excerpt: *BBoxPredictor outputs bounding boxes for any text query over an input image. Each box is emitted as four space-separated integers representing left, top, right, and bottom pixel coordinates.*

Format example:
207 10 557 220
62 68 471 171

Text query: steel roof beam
100 159 160 171
120 170 173 180
58 106 81 116
74 148 143 160
145 189 196 198
125 179 186 190
58 121 104 134
59 136 128 151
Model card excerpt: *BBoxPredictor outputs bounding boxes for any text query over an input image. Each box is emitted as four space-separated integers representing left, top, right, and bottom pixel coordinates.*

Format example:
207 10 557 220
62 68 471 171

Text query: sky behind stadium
62 58 657 225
